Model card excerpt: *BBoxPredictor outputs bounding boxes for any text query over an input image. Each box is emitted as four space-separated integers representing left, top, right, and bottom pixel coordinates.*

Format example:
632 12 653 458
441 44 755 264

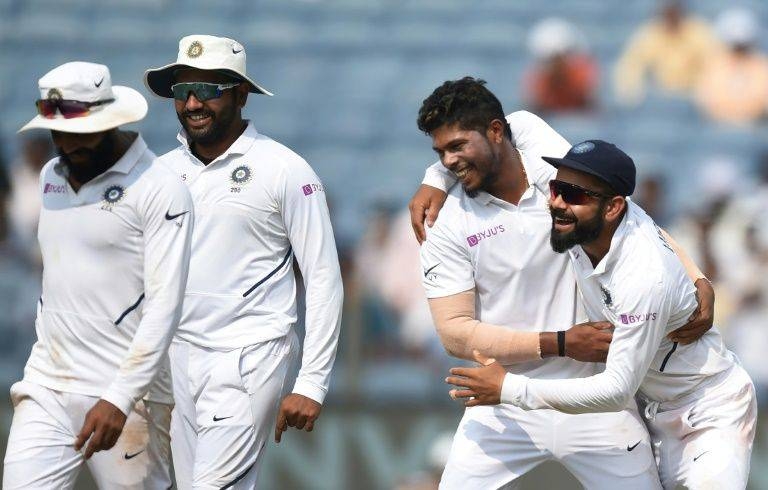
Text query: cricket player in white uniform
144 35 343 488
416 77 668 489
448 140 757 489
3 62 193 489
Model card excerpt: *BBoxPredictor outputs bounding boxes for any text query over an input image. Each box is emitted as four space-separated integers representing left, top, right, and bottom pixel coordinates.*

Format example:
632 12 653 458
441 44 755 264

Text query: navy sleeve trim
114 293 146 325
242 246 293 298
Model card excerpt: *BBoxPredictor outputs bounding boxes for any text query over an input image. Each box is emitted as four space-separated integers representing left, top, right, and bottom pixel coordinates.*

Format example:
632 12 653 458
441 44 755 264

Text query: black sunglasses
549 179 611 205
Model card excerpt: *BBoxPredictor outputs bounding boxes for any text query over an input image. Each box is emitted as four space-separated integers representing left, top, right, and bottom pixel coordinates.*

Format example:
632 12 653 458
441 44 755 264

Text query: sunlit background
1 0 767 488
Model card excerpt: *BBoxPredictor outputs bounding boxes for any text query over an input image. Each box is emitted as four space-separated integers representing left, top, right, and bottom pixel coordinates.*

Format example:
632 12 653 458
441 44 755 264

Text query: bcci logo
46 88 63 101
572 141 595 154
230 165 252 185
103 185 125 204
600 284 613 308
187 41 203 58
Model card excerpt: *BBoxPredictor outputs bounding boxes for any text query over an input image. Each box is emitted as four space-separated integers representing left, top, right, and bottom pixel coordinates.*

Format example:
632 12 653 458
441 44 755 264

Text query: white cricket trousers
439 403 662 489
3 380 172 489
169 331 298 489
641 365 757 490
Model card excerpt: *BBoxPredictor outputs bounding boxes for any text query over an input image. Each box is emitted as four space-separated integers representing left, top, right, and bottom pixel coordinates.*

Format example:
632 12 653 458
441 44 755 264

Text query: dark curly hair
417 77 511 141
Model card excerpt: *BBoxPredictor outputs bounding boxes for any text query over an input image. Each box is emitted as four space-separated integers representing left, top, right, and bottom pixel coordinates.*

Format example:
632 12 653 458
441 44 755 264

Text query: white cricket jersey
25 135 193 416
157 123 343 404
502 201 736 412
420 112 603 381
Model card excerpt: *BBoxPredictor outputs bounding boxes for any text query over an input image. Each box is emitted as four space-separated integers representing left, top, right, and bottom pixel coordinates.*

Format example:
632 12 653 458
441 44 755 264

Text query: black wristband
557 331 566 357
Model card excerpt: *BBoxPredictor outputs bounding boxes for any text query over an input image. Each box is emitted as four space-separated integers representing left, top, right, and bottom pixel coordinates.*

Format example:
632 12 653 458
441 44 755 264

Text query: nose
184 92 204 111
442 151 459 170
51 131 79 153
549 191 567 210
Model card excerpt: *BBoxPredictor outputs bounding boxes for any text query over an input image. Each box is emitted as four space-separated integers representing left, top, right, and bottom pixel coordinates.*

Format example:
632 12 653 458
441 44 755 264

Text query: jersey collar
176 121 259 165
576 201 635 277
473 148 538 207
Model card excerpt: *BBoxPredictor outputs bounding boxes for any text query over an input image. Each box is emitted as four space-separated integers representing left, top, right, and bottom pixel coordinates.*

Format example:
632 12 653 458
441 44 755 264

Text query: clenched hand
275 393 322 443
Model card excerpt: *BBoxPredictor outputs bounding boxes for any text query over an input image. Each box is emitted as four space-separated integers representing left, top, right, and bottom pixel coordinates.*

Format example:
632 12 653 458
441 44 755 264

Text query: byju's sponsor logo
466 224 506 247
43 183 66 194
302 183 324 196
620 313 657 324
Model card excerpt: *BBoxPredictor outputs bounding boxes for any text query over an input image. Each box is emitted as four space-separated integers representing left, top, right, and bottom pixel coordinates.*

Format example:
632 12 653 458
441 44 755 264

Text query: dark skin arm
275 393 322 443
74 399 127 459
409 184 448 244
446 351 505 407
668 278 714 344
541 321 613 362
445 280 715 406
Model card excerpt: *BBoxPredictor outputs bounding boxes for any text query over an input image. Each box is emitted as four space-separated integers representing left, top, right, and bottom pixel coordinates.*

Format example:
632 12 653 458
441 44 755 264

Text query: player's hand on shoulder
409 184 448 244
668 277 714 345
274 393 322 443
565 321 614 362
74 399 128 459
445 350 505 407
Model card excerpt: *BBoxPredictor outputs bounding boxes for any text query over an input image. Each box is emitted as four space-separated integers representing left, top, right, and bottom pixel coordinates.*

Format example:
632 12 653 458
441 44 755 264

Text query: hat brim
143 63 273 98
542 155 613 185
19 86 148 134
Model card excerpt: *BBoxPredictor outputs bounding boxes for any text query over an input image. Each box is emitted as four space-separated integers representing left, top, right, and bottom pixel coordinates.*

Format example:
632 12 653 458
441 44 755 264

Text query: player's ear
236 84 248 108
604 196 626 222
486 119 505 144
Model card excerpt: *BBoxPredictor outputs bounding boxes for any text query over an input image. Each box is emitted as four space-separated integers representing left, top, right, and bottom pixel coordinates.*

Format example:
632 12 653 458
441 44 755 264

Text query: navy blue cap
542 140 636 196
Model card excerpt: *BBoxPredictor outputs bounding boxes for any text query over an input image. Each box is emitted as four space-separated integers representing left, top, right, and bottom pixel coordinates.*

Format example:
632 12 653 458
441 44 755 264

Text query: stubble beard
549 207 605 253
178 101 238 146
57 132 116 183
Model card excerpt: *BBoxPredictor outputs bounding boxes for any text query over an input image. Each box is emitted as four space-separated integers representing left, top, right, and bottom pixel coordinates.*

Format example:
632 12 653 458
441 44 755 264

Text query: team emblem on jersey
600 284 613 308
103 185 125 204
572 141 595 154
187 40 203 58
230 165 252 185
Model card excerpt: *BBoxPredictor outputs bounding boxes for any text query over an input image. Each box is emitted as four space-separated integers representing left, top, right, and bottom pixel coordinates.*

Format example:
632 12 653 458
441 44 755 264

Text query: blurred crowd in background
1 0 767 487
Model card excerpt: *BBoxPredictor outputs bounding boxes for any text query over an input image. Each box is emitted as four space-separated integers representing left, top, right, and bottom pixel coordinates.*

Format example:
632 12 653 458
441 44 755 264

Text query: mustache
549 205 576 221
57 147 94 158
181 109 214 119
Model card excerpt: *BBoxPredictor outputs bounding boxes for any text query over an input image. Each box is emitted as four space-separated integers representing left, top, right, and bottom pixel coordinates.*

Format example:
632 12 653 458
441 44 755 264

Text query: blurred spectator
379 209 444 362
523 18 598 114
9 134 53 265
633 174 669 226
614 0 717 106
717 152 768 406
0 155 40 380
668 157 754 326
351 201 400 357
695 8 768 125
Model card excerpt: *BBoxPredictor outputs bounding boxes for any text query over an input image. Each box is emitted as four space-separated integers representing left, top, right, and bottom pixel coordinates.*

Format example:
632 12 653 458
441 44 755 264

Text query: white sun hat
144 34 273 98
19 61 147 134
715 8 759 47
527 17 585 59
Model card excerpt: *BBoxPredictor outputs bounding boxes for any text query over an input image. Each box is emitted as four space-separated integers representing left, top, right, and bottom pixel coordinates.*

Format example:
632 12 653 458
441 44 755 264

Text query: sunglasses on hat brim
35 98 115 119
549 179 612 205
171 82 240 102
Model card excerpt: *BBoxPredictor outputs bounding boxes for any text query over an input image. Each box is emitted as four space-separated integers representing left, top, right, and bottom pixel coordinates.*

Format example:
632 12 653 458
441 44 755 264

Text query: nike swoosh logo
423 263 440 277
213 415 234 422
627 441 641 451
124 449 145 460
165 210 189 220
232 48 243 54
693 450 709 462
95 77 104 87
